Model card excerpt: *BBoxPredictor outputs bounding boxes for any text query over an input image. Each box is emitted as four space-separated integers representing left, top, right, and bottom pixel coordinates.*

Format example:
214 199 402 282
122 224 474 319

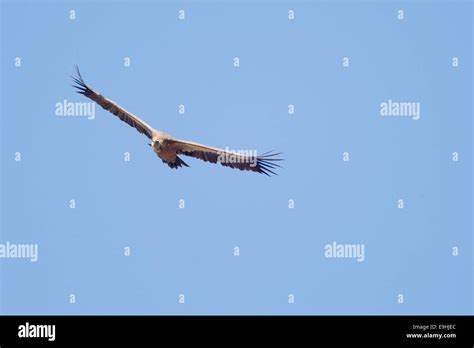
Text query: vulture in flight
71 66 282 176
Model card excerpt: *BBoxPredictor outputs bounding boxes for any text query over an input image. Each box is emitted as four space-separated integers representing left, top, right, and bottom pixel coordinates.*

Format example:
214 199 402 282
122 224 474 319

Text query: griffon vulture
71 66 282 176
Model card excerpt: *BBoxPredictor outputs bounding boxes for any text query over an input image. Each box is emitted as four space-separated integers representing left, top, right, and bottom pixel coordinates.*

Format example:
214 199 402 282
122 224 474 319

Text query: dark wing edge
197 149 282 176
71 65 154 139
209 150 283 176
166 139 283 176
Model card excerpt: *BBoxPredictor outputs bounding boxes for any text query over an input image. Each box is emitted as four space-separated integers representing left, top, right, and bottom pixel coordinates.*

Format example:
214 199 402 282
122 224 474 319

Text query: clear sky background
0 0 472 314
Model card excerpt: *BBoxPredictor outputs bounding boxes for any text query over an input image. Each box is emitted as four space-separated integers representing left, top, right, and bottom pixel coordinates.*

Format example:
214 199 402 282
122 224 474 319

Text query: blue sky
0 0 472 314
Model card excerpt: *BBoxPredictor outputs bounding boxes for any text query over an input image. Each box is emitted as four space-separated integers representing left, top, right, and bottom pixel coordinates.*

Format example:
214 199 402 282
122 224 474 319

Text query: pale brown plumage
71 66 282 176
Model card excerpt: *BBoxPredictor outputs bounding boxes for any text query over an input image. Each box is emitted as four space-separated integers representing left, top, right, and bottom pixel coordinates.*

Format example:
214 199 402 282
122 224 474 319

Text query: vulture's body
71 66 282 175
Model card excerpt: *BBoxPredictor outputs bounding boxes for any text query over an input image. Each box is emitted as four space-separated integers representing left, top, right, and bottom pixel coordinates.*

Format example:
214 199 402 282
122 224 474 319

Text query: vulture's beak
148 143 151 147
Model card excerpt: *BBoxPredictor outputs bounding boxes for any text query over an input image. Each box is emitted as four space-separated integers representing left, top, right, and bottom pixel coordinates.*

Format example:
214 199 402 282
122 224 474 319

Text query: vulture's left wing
165 139 282 176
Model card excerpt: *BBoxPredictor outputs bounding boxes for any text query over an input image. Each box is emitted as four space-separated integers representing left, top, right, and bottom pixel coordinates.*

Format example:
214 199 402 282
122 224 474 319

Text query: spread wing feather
165 139 282 176
71 66 154 139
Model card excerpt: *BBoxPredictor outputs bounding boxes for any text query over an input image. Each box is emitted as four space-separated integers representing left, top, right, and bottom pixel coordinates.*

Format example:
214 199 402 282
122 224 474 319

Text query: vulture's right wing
71 66 155 140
